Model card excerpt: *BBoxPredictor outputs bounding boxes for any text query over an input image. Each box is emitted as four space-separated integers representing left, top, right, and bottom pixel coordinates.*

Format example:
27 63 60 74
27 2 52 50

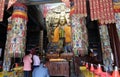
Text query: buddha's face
59 16 66 25
54 16 59 24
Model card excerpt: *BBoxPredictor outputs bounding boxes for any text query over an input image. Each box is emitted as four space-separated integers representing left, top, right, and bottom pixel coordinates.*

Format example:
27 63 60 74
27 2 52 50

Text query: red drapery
0 0 5 21
7 0 17 9
0 0 17 21
89 0 115 24
73 0 87 17
72 0 115 24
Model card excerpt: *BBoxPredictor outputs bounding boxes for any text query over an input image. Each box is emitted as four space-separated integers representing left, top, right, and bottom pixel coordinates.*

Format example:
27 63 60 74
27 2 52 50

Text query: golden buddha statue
52 15 72 52
45 4 71 53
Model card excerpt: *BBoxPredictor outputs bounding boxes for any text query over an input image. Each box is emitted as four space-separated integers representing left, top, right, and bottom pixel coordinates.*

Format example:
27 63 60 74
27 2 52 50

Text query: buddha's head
59 16 67 26
53 14 60 24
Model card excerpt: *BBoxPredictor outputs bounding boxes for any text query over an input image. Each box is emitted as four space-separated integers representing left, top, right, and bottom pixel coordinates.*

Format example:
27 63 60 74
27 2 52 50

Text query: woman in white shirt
33 52 40 70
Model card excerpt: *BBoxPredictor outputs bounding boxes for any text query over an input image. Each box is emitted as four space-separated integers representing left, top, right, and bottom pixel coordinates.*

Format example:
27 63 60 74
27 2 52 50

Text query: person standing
33 52 40 70
23 52 32 77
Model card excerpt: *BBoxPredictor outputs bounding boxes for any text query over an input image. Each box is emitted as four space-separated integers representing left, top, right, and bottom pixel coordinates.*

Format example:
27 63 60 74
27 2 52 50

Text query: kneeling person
32 60 50 77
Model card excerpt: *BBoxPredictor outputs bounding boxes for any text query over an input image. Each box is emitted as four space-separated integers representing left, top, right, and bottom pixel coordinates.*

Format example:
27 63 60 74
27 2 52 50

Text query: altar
46 60 69 77
46 53 73 77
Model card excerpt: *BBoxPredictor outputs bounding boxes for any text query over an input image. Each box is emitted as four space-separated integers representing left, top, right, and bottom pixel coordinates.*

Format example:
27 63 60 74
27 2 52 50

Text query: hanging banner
99 25 114 71
0 0 5 21
115 13 120 40
73 0 87 17
89 0 115 24
7 0 17 10
7 3 28 57
71 15 88 56
114 2 120 13
114 2 120 40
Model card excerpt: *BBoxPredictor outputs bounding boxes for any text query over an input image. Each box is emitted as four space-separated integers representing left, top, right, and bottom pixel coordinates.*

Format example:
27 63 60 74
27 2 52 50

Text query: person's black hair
25 51 30 55
35 51 39 56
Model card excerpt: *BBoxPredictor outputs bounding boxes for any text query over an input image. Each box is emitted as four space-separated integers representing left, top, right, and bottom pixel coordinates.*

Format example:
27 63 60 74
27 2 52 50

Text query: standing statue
46 4 71 53
53 15 72 52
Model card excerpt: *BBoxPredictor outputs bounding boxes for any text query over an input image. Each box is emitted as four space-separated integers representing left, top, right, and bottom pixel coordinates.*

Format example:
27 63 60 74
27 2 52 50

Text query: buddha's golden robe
52 25 71 43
